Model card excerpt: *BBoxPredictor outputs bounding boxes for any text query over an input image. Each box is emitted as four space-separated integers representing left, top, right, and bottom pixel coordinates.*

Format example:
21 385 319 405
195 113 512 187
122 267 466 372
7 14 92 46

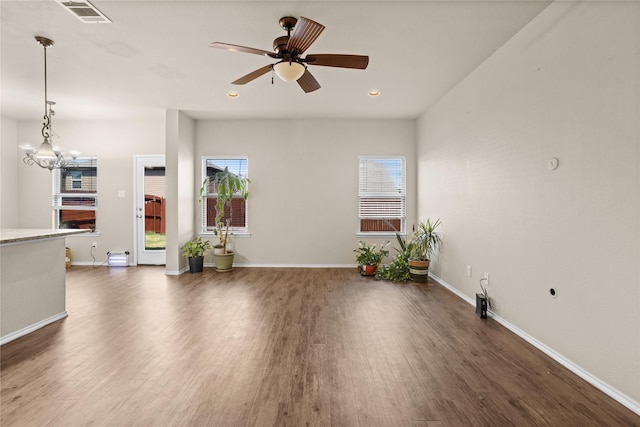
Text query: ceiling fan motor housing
273 36 289 54
279 16 297 32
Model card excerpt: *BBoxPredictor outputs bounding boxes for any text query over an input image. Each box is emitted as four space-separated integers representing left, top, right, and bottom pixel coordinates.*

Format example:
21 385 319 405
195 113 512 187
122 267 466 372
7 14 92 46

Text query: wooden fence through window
145 194 165 234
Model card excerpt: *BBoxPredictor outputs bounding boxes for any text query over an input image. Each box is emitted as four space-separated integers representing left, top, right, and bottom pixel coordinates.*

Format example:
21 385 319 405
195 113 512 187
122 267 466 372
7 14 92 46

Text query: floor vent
57 1 111 24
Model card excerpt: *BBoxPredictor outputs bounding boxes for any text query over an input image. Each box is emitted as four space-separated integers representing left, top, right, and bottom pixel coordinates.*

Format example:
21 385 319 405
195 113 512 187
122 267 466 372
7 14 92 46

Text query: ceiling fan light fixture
273 61 305 82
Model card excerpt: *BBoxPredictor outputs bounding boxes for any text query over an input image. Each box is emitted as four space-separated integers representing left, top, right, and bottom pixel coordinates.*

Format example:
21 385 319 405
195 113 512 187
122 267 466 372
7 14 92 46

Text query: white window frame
52 156 98 230
358 156 406 236
200 156 249 236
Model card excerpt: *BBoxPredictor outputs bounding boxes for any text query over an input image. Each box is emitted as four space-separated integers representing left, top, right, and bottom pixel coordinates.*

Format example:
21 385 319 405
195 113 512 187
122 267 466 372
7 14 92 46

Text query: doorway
134 155 166 265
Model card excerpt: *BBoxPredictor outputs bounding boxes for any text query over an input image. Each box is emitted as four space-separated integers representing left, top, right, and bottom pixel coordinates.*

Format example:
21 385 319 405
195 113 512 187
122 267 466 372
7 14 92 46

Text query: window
358 156 406 234
53 157 98 230
201 157 248 233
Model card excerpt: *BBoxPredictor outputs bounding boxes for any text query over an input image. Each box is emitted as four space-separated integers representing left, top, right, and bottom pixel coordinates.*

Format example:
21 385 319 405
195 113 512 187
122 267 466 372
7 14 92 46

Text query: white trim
203 263 355 269
71 261 108 267
429 272 640 417
71 263 182 276
0 311 68 346
201 155 249 234
75 262 356 270
133 155 166 266
199 232 252 238
68 232 101 237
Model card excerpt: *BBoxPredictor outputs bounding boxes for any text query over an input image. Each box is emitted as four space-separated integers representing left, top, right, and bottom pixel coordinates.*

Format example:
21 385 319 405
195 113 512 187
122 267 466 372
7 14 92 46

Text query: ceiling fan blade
210 42 275 58
232 64 273 85
287 16 325 55
305 54 369 70
297 69 321 93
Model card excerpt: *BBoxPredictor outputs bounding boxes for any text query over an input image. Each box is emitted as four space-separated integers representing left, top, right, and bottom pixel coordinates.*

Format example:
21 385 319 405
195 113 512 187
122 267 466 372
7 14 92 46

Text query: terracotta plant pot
360 264 378 276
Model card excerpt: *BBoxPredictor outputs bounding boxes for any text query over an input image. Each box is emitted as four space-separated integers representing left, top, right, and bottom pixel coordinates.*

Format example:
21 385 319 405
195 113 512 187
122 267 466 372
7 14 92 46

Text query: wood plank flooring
1 266 638 426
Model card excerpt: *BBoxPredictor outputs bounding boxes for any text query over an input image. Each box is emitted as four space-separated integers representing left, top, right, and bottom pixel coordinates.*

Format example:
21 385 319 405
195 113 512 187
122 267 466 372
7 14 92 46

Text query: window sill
357 232 406 238
67 230 101 237
199 232 251 238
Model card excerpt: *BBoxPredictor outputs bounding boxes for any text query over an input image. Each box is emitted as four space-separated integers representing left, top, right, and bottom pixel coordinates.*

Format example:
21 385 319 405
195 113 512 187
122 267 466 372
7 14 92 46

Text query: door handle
136 214 143 218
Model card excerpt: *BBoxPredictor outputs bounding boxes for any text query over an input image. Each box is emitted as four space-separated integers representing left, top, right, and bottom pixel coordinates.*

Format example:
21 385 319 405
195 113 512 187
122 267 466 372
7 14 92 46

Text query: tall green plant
203 167 250 254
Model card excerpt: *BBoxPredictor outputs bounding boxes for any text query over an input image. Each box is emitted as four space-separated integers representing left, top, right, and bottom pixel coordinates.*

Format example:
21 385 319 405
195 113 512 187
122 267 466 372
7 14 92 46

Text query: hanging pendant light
19 36 79 171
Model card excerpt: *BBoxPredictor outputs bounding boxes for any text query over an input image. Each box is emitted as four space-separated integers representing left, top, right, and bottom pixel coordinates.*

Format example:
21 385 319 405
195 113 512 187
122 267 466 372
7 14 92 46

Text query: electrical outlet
92 242 97 249
466 265 472 277
483 272 489 286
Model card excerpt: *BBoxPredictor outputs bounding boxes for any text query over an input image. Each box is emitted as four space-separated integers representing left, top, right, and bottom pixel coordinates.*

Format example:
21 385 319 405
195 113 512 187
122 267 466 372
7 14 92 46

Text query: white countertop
0 229 88 244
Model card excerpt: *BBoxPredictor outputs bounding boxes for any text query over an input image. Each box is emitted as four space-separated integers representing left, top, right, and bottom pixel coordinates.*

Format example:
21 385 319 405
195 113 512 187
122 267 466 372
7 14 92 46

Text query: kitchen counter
0 228 88 244
1 228 87 345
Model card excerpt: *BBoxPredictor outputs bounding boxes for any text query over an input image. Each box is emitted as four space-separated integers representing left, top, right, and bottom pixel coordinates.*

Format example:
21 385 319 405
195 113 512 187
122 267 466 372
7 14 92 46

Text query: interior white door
134 155 166 265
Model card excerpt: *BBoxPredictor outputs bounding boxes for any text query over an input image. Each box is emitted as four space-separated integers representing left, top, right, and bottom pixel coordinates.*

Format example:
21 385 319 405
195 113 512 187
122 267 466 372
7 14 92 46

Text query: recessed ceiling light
227 91 239 98
368 90 380 97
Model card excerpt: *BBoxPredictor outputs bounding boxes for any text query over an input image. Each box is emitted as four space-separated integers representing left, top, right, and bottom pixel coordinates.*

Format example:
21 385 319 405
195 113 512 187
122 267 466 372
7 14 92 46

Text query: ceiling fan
210 16 369 93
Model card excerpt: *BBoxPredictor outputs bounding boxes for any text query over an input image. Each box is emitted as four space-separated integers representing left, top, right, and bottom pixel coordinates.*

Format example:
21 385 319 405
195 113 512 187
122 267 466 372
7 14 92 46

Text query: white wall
7 116 414 268
15 119 165 264
1 116 19 228
195 118 416 266
166 110 196 274
417 1 639 408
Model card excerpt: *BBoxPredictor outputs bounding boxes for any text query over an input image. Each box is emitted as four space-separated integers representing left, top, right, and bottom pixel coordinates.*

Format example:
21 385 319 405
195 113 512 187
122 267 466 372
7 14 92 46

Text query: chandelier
19 36 79 171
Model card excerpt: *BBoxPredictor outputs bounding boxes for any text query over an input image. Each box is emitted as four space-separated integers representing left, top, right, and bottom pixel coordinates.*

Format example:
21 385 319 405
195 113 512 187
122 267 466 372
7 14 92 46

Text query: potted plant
354 240 390 276
408 218 443 282
204 167 250 272
375 233 413 282
181 236 212 273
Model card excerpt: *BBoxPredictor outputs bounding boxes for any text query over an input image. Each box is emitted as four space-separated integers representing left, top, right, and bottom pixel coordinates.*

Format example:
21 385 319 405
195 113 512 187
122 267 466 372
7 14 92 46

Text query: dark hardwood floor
1 266 638 426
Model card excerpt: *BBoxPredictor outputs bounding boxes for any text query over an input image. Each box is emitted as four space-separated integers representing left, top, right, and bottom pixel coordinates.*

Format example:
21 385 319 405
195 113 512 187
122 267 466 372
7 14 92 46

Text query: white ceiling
1 0 551 121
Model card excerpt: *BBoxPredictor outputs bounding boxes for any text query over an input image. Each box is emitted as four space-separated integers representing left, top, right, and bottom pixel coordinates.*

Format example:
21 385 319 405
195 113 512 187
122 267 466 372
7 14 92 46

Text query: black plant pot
188 256 204 273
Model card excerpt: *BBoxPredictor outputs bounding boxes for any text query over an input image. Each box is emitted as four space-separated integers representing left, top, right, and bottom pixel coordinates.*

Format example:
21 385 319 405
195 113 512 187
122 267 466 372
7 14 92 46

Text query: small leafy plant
181 237 212 259
354 240 390 266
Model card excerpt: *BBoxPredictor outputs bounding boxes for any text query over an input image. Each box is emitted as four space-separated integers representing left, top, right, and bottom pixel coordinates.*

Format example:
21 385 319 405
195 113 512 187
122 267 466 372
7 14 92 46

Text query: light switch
118 190 125 198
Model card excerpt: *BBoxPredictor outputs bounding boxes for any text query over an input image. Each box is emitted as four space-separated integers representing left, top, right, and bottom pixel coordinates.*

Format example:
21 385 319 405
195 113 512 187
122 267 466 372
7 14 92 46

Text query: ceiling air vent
57 1 111 24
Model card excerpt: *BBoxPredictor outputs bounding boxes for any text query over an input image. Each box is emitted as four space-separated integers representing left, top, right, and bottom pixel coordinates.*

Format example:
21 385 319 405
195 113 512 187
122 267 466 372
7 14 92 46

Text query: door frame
133 155 166 265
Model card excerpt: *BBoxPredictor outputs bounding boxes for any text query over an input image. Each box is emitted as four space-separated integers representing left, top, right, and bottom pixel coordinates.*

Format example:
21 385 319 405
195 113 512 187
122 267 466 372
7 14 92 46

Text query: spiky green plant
410 218 442 261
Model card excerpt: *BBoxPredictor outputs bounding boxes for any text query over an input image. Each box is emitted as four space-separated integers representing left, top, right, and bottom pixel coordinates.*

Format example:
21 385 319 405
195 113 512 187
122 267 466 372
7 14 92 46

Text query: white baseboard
236 263 355 268
429 273 640 417
203 263 355 269
164 268 186 275
70 261 107 267
0 312 68 346
73 262 355 271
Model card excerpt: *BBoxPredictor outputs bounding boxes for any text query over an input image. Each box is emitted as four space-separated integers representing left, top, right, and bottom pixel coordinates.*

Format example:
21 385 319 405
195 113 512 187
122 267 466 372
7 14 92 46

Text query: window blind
358 157 405 233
